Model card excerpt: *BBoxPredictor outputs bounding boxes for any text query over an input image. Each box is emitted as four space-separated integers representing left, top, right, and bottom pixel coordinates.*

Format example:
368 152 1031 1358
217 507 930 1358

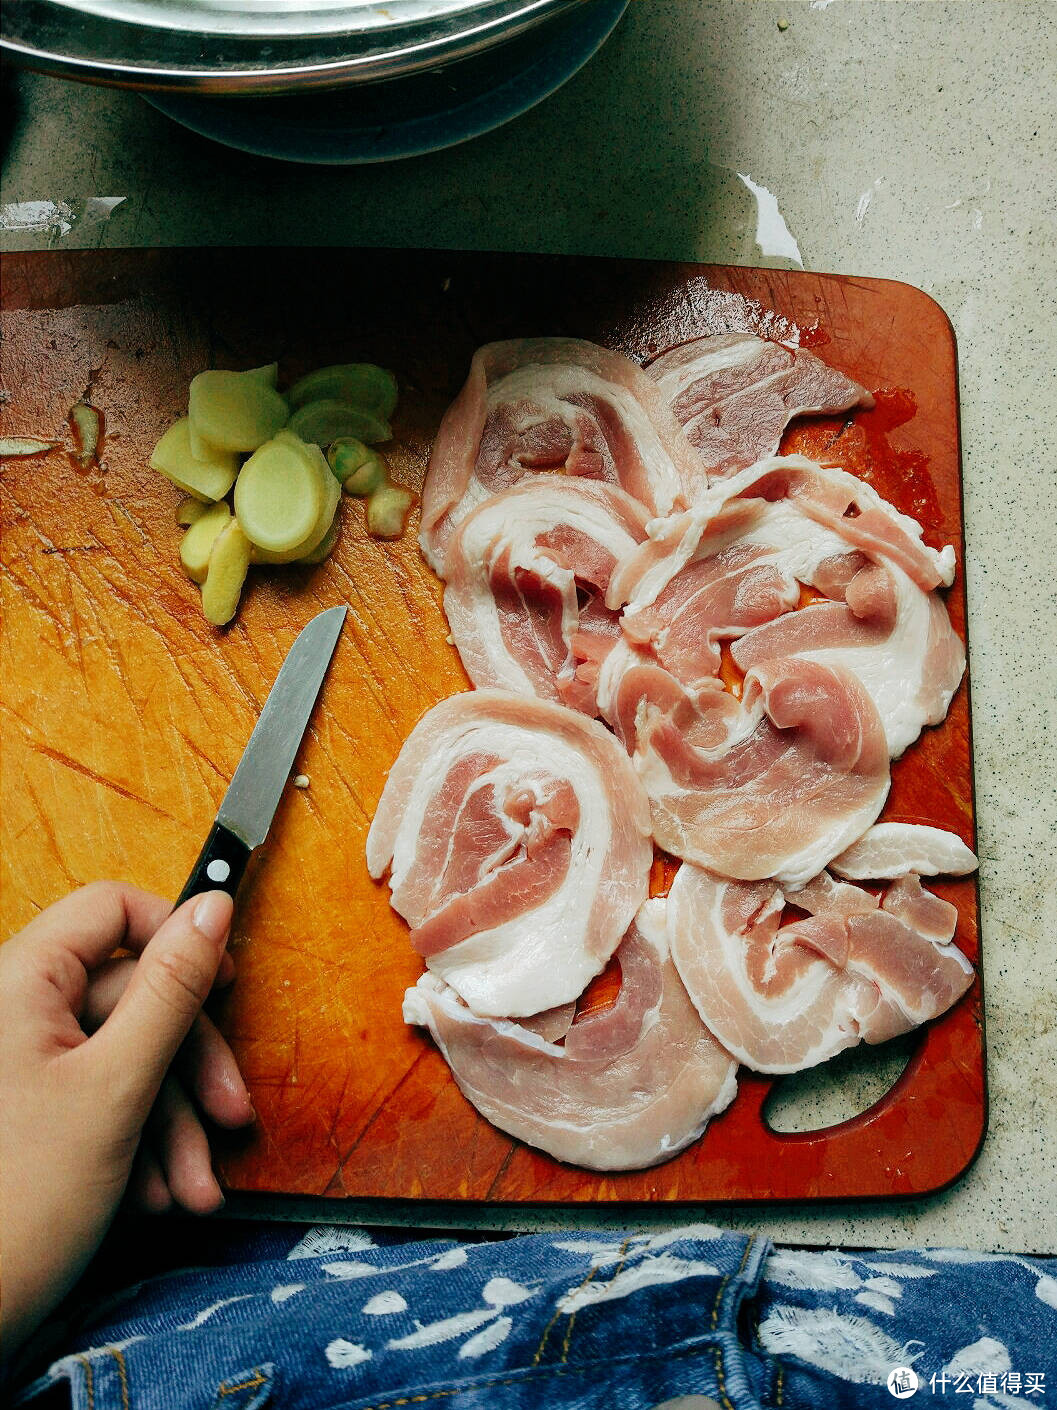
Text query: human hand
0 882 254 1358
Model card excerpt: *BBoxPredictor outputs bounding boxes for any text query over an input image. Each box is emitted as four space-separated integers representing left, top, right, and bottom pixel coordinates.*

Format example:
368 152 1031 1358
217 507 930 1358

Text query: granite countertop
2 0 1054 1254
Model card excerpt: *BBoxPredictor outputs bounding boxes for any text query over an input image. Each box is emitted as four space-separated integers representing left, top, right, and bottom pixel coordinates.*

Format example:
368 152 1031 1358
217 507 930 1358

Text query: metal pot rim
0 0 580 94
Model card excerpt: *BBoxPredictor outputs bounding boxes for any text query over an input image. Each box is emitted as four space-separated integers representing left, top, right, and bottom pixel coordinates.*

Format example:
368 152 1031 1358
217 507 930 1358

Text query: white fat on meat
830 823 979 880
419 338 704 573
440 477 649 716
401 899 738 1171
646 332 874 477
731 556 965 759
667 864 975 1073
611 488 860 685
607 456 963 757
601 652 891 887
366 690 653 1017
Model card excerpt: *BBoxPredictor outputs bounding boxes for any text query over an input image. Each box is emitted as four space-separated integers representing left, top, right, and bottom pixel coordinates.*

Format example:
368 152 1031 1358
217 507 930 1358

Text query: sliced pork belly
613 456 955 609
601 652 891 886
518 1003 576 1043
717 456 955 589
610 482 860 686
420 338 703 573
850 874 972 1041
731 556 965 758
608 456 963 756
366 690 653 1017
646 332 874 476
790 869 880 918
667 864 975 1073
831 823 978 880
442 477 649 715
402 900 738 1170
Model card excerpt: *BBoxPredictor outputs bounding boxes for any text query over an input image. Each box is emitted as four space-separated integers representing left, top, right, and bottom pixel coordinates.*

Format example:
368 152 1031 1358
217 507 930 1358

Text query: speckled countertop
2 0 1055 1253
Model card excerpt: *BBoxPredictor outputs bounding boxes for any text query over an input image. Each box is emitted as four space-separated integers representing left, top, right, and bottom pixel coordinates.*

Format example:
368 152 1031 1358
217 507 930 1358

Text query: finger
81 957 134 1029
82 961 252 1126
82 958 236 1032
81 949 252 1130
149 1075 224 1216
10 881 171 972
90 892 233 1116
110 919 237 982
175 1011 254 1130
127 1145 173 1215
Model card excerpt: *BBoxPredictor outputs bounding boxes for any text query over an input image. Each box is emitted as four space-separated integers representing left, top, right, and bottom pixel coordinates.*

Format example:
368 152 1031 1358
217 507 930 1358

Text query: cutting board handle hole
762 1031 920 1135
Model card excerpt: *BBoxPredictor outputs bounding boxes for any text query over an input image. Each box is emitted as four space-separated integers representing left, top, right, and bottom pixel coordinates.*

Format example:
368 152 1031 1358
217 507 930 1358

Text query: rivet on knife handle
174 821 252 908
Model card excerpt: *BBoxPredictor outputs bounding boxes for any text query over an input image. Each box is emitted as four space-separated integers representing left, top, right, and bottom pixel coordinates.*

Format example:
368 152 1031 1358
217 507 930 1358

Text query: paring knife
174 605 347 908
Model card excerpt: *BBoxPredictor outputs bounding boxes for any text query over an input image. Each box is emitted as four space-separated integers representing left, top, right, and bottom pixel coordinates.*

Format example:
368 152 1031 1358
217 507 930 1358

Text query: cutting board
0 249 983 1204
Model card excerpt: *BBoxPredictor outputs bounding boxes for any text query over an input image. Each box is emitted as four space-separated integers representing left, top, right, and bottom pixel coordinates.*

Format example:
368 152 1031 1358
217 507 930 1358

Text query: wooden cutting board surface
0 249 983 1204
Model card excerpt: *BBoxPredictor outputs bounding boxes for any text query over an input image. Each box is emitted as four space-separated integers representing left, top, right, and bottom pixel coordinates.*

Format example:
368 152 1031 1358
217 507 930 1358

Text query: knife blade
174 604 346 908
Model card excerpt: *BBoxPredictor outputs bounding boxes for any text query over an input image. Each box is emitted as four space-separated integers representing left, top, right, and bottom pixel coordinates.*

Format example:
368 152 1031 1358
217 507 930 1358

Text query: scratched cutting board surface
0 249 983 1204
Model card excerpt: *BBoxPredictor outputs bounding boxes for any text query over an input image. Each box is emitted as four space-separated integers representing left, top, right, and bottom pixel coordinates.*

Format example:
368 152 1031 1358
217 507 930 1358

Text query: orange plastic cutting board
0 249 983 1204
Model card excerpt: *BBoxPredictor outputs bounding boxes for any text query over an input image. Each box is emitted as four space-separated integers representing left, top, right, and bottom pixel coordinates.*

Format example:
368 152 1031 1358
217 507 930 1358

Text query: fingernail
193 891 233 946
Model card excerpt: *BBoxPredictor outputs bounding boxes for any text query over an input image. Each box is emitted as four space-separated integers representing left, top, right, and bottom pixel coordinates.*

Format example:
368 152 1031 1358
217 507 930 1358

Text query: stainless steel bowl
0 0 583 94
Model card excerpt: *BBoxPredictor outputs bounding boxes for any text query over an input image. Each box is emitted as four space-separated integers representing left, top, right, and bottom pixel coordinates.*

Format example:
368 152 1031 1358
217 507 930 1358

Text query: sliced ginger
287 363 398 420
299 516 341 565
180 501 231 583
201 519 251 626
189 368 288 453
244 362 280 389
235 432 329 553
176 496 207 526
151 417 239 501
367 484 414 540
154 359 408 626
328 438 387 496
236 432 339 562
287 399 390 448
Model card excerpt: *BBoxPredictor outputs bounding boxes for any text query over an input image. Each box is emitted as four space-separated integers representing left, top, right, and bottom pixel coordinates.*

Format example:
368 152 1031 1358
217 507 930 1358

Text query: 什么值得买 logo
886 1366 919 1399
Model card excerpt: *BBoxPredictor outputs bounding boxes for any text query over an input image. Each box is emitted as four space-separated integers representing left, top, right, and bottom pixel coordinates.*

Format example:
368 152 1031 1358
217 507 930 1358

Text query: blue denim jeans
9 1223 1056 1409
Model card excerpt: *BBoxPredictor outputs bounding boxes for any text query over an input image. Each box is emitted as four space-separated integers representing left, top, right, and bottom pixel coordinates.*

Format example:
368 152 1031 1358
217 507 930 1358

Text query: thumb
92 891 233 1117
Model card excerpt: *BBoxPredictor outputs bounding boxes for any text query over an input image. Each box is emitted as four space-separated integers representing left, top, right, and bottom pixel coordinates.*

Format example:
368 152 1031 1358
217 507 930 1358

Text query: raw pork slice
402 899 738 1170
420 338 703 572
730 553 964 759
441 477 649 715
608 457 963 756
646 332 873 476
666 864 975 1073
601 652 891 886
830 823 979 879
366 690 653 1017
609 482 852 686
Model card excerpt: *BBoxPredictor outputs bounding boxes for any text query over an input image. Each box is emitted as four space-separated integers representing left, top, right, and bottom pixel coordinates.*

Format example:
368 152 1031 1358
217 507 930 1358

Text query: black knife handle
174 822 252 910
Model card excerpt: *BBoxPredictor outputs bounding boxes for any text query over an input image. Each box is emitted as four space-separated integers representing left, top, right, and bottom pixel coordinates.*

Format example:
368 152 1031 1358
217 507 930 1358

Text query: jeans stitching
108 1348 129 1410
531 1256 600 1366
559 1236 632 1365
712 1238 756 1333
712 1345 735 1410
217 1369 268 1396
75 1355 94 1410
531 1299 567 1365
746 1284 781 1408
356 1338 733 1410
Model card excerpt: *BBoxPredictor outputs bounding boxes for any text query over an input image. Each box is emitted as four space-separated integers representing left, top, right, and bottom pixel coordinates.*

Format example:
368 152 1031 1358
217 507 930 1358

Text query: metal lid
1 0 580 93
